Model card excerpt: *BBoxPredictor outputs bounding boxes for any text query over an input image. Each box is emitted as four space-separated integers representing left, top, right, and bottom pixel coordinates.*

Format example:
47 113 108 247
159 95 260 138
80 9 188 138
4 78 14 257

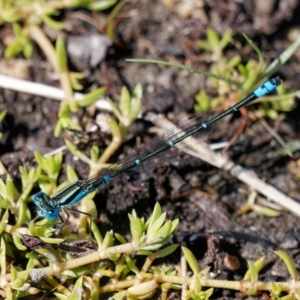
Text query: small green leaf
127 279 158 296
147 202 162 231
129 214 144 244
246 288 257 296
61 270 77 278
30 219 57 237
148 220 171 244
101 231 114 250
266 108 278 120
36 248 59 263
91 220 103 245
252 204 280 217
11 265 17 280
148 213 166 235
132 83 143 101
65 139 78 155
0 197 11 209
42 15 65 30
186 290 194 299
131 209 138 218
196 39 212 51
23 42 33 58
280 293 294 300
228 55 241 68
115 264 125 276
120 86 131 119
0 179 6 197
39 237 64 244
182 246 200 275
10 271 28 289
137 249 152 256
10 277 30 290
12 23 22 36
90 145 100 162
125 256 139 274
236 67 245 79
207 28 220 48
4 238 14 260
29 167 38 181
107 98 122 121
65 139 90 165
14 198 30 226
244 257 265 280
0 110 7 122
54 293 68 300
4 38 23 58
58 104 70 118
130 83 143 121
194 90 210 113
54 152 63 170
153 244 179 258
193 275 201 293
54 119 63 137
26 258 36 270
115 233 127 244
19 166 29 183
69 0 90 7
170 219 179 233
34 152 45 168
0 210 9 234
271 283 283 297
3 7 19 22
275 251 298 281
70 74 84 90
76 87 106 107
26 252 38 260
44 155 55 175
66 164 78 182
69 266 90 277
69 276 83 300
5 175 15 202
12 232 27 251
247 261 259 284
108 116 122 139
109 290 127 300
203 287 214 298
56 35 67 71
91 0 117 10
0 237 6 273
219 28 232 50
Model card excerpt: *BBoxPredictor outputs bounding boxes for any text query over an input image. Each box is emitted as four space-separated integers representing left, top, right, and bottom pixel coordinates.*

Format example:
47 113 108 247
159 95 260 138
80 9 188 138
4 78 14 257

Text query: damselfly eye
33 192 49 205
45 209 60 220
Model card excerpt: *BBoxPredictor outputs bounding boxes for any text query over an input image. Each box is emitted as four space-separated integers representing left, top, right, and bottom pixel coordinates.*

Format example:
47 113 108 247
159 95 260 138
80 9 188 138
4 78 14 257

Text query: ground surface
0 0 300 299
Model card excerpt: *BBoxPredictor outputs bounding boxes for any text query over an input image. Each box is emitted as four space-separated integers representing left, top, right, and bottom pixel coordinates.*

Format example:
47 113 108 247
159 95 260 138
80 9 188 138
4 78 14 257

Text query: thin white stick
0 74 112 111
146 112 300 218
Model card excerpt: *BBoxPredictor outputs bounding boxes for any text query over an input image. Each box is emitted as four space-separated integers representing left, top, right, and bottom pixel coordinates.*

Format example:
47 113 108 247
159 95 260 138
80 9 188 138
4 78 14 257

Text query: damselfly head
33 192 60 219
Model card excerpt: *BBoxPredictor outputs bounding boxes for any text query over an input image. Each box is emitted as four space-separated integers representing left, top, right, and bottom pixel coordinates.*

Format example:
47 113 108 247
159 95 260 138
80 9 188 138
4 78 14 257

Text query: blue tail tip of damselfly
254 77 281 98
271 77 281 87
264 77 281 90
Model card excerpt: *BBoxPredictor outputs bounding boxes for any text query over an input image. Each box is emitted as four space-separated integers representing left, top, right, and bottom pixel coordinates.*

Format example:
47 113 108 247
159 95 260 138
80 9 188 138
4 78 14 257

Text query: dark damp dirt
1 0 300 298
